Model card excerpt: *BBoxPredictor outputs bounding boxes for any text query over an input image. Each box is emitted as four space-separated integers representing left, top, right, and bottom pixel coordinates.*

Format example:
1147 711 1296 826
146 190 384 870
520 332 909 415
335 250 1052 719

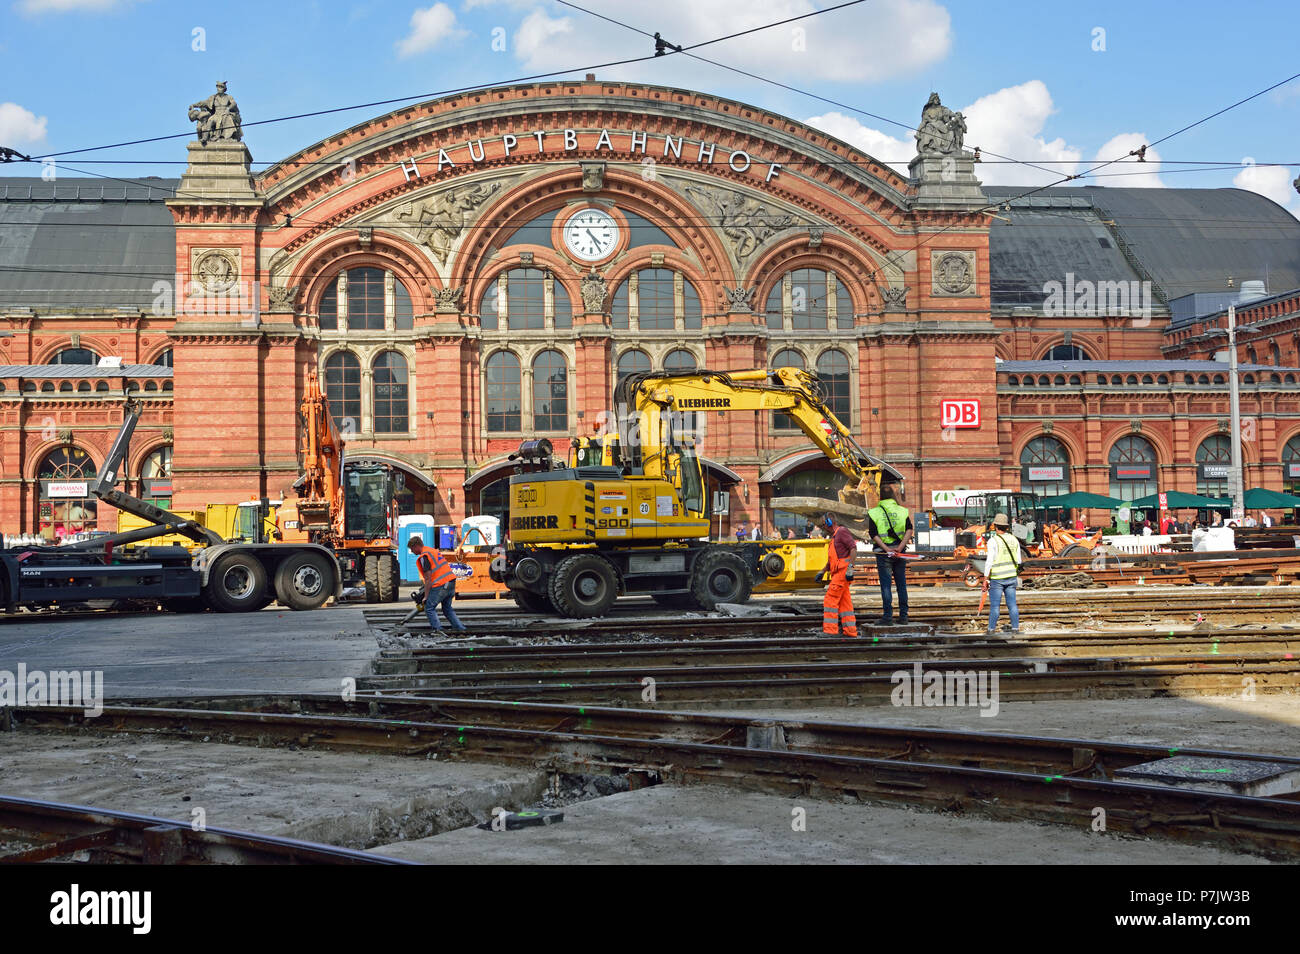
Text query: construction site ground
2 587 1298 865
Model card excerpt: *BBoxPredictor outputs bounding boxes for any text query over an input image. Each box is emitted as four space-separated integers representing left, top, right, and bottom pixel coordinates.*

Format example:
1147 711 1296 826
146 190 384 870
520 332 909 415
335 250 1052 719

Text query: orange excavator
952 491 1102 561
276 370 400 603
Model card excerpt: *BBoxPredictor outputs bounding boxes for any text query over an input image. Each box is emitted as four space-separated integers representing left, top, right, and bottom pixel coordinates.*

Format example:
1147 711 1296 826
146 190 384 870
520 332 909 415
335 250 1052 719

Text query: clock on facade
562 207 619 262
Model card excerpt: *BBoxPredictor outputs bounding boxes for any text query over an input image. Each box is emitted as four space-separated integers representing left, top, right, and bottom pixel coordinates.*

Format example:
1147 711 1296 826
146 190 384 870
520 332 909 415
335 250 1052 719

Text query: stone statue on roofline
914 92 966 158
189 81 243 144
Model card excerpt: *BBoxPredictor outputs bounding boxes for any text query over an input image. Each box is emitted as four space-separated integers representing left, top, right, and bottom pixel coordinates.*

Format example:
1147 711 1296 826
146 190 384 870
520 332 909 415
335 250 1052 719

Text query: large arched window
816 349 851 424
663 349 697 373
485 351 522 433
610 269 703 331
323 351 362 433
771 348 806 431
372 352 409 434
1044 344 1089 361
765 268 853 331
52 348 98 365
532 350 568 432
37 446 97 541
1195 434 1233 499
1108 435 1158 502
1284 435 1300 495
140 445 173 507
317 267 413 332
1020 436 1071 498
615 349 651 392
480 268 571 331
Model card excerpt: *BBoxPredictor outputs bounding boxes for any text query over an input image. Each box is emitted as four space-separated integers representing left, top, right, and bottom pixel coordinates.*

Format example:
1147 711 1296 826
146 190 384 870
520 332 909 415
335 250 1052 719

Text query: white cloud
803 111 912 175
0 102 48 146
1234 159 1300 214
397 3 468 58
18 0 130 12
961 81 1082 186
1091 133 1163 187
479 0 950 84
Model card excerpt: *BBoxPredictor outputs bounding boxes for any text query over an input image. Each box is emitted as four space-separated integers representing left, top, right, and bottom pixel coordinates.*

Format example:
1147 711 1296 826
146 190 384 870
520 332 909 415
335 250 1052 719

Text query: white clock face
563 208 619 262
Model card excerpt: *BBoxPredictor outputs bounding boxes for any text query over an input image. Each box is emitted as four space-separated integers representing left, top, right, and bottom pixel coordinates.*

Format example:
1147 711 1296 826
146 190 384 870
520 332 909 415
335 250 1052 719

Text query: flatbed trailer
1 402 341 615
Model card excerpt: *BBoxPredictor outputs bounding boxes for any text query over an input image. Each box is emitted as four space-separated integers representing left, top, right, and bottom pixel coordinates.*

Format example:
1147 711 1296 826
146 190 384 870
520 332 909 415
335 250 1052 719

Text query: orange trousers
822 573 858 637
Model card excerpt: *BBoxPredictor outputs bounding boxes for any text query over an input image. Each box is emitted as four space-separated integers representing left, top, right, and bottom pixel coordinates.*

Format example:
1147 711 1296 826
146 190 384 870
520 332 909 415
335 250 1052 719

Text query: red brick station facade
4 80 1300 540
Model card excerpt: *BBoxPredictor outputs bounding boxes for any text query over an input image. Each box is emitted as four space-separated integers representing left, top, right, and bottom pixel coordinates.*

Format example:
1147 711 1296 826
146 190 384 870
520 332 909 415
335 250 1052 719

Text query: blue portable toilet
397 515 436 583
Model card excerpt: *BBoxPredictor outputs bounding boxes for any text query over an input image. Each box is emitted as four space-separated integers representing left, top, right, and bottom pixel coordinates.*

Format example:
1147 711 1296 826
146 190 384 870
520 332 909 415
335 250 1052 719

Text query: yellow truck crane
489 367 893 617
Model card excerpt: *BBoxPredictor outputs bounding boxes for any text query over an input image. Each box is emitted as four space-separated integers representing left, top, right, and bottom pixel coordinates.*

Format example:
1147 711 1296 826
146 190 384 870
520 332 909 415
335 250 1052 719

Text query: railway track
0 794 414 864
9 697 1300 858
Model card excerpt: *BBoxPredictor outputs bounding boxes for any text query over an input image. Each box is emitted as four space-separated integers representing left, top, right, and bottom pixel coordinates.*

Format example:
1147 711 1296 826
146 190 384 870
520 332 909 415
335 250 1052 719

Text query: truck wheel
651 593 699 610
377 553 397 603
512 589 556 614
363 554 379 603
690 549 753 610
274 552 334 611
549 553 617 618
205 553 269 613
1060 544 1088 558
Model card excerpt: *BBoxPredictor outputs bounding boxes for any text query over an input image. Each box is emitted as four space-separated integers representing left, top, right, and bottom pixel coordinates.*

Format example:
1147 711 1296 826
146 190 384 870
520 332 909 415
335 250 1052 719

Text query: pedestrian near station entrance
408 535 466 635
820 512 858 637
867 480 914 624
983 513 1022 635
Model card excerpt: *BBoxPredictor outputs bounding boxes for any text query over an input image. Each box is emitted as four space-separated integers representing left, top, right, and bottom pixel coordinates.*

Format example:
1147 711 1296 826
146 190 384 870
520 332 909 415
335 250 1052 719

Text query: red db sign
940 399 980 429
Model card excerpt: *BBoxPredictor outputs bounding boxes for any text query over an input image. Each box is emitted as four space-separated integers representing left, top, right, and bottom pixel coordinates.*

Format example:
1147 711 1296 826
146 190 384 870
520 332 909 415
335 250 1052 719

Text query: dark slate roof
0 177 179 310
0 364 173 377
984 186 1300 309
997 359 1300 373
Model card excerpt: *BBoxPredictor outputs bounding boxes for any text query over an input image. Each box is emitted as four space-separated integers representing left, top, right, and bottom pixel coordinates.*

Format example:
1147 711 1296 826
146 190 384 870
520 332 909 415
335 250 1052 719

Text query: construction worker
407 534 466 635
820 511 858 637
867 479 914 625
982 512 1022 635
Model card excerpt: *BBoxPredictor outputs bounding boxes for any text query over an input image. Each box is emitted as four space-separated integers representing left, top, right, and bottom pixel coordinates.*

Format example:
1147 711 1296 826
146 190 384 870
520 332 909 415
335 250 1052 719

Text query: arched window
532 350 568 432
1195 434 1233 499
1053 375 1065 386
95 382 110 393
1284 434 1300 496
323 351 361 433
37 446 97 541
683 281 702 330
140 445 173 507
615 349 651 391
610 281 629 330
1271 342 1282 366
40 381 55 393
372 352 409 434
771 349 806 431
58 382 72 392
1007 376 1019 385
766 268 853 331
1045 344 1089 360
1021 436 1070 497
1247 346 1258 365
76 381 91 393
816 349 851 424
152 349 173 368
611 269 703 331
479 268 570 331
1108 435 1158 502
1212 374 1225 384
663 349 697 373
636 268 675 330
1141 375 1153 384
317 267 413 332
485 351 521 433
52 348 97 365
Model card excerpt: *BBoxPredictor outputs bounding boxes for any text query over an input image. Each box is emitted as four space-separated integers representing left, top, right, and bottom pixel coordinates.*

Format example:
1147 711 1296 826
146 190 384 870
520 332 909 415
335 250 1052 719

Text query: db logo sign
940 399 980 428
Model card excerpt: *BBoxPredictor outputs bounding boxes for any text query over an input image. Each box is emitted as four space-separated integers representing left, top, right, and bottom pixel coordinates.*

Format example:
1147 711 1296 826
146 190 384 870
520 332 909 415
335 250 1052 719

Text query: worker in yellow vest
408 535 467 635
982 512 1022 635
867 480 914 625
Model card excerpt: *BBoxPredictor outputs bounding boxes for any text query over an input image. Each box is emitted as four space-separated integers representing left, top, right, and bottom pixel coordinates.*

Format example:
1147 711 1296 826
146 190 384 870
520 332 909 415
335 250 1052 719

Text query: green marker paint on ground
1168 747 1180 754
1211 642 1219 655
1193 768 1231 774
578 708 585 715
1043 774 1063 783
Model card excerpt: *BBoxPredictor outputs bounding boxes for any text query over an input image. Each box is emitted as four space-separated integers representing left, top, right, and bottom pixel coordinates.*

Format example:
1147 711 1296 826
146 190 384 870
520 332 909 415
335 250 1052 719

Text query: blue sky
1 0 1297 211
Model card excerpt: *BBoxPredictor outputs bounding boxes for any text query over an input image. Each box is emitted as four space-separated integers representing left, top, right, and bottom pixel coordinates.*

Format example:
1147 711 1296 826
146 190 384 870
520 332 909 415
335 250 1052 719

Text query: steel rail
0 794 416 865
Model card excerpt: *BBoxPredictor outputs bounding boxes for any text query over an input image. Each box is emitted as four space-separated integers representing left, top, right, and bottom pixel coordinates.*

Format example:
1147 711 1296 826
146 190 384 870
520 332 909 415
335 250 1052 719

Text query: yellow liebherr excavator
489 367 895 617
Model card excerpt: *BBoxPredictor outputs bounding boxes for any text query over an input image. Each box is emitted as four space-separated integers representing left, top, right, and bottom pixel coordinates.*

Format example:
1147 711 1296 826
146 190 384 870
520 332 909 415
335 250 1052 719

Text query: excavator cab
342 463 396 541
960 491 1041 545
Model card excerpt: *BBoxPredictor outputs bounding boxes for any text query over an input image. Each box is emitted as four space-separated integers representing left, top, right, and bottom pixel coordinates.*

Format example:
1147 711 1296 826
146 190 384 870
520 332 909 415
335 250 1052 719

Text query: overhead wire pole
1226 281 1245 522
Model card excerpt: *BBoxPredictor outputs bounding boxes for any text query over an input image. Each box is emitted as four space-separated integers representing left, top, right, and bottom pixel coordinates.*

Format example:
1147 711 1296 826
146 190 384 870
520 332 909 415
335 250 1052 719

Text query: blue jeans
987 578 1018 632
425 581 465 632
875 553 908 621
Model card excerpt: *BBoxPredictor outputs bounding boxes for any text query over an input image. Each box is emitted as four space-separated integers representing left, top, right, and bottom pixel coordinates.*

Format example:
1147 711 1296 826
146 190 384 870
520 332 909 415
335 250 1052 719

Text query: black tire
274 551 335 611
363 554 379 603
651 592 700 610
1060 544 1088 558
165 595 209 614
204 552 269 613
549 553 618 618
690 548 753 611
512 588 556 614
377 553 398 603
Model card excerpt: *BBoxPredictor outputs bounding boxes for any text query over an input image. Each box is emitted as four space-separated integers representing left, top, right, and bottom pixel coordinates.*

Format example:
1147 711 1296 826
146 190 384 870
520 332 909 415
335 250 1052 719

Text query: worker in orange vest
820 512 858 637
408 535 466 635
